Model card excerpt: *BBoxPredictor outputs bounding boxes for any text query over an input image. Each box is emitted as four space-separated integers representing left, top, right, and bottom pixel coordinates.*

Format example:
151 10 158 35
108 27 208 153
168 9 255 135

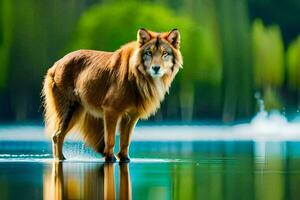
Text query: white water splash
250 94 287 134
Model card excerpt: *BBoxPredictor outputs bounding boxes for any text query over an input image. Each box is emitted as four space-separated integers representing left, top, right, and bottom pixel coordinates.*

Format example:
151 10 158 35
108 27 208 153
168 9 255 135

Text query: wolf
42 28 182 162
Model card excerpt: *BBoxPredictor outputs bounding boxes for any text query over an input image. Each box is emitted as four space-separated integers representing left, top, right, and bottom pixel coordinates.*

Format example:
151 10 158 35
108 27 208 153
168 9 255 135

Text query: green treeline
0 0 299 122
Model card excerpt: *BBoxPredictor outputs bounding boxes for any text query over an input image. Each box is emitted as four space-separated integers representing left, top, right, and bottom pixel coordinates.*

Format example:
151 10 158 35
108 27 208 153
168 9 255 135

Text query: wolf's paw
117 152 131 163
120 156 130 163
105 155 117 163
53 154 66 161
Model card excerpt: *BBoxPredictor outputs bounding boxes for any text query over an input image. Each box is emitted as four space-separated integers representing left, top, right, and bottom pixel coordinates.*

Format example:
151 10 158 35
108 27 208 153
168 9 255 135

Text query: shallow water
0 139 300 200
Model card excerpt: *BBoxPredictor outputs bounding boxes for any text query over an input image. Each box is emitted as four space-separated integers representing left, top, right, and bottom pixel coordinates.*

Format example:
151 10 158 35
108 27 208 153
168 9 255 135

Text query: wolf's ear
167 29 180 49
137 28 151 46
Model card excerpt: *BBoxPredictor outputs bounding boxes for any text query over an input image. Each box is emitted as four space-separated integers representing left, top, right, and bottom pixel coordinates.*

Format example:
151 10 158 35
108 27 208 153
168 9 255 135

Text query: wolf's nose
152 66 160 73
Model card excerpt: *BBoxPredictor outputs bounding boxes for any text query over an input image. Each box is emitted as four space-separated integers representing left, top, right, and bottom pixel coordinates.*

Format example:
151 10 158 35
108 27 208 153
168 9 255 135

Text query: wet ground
0 125 300 199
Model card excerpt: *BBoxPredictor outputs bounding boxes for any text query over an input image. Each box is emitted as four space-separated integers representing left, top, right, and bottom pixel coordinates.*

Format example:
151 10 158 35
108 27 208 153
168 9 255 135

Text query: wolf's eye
162 51 169 57
145 51 152 56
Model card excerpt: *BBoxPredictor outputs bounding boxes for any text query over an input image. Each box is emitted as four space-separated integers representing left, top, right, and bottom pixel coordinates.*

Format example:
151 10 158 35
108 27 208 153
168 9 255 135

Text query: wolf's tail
78 113 105 154
42 68 59 137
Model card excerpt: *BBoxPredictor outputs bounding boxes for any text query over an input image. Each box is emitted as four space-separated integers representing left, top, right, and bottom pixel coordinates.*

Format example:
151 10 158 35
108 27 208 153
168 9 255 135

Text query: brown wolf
42 28 182 162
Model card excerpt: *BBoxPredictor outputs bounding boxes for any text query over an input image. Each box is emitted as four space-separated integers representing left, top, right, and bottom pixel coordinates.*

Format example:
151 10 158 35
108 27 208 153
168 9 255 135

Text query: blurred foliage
263 87 282 111
252 19 284 110
0 0 91 121
287 35 300 106
0 0 300 122
216 0 253 121
252 19 284 88
0 0 13 88
287 36 300 90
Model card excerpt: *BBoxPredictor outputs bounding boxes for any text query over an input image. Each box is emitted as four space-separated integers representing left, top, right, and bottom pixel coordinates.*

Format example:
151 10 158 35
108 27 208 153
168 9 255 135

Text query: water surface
0 139 299 200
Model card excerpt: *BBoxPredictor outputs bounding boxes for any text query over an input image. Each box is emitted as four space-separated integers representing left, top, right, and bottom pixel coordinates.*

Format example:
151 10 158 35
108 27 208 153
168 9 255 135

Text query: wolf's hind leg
52 102 77 161
103 109 121 163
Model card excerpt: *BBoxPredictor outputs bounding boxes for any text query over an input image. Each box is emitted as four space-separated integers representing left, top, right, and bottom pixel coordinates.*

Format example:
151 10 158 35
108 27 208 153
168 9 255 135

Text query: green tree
2 0 91 121
179 0 223 121
287 35 300 106
252 19 284 110
216 0 253 121
0 0 13 88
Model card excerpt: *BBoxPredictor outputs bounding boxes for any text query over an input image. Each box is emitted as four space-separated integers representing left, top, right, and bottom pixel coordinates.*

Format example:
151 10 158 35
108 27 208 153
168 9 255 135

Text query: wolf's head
126 28 183 117
131 28 183 79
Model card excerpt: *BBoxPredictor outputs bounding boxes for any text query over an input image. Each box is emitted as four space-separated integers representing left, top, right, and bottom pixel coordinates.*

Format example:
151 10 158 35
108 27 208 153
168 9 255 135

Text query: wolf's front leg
103 109 120 163
118 115 139 162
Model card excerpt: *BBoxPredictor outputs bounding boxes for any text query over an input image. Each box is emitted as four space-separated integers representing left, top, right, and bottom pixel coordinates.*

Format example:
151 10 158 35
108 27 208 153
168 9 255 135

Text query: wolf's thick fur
42 28 182 162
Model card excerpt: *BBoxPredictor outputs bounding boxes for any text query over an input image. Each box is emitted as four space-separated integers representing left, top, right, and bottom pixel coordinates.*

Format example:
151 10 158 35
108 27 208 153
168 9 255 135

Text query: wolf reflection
43 162 131 200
